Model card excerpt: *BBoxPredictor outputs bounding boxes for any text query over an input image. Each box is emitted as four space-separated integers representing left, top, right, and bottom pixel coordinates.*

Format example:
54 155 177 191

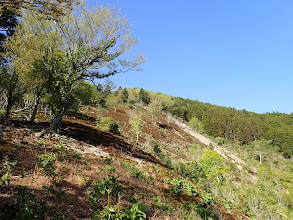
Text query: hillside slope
0 106 247 220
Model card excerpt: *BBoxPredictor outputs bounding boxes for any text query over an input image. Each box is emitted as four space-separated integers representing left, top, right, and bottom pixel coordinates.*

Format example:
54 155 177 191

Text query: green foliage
138 88 150 105
170 177 200 197
97 205 123 220
120 161 135 170
123 203 148 220
183 182 200 197
53 211 67 220
92 187 147 220
201 193 215 206
174 160 205 183
198 150 226 182
12 186 47 219
187 117 204 133
1 172 10 186
0 109 5 119
37 152 57 176
103 157 114 165
122 88 129 103
129 114 142 143
93 202 147 220
93 82 113 107
42 185 55 194
74 81 96 105
14 2 145 132
88 175 122 207
106 165 116 174
1 156 17 186
171 177 185 188
152 196 172 213
215 137 226 145
170 187 182 196
97 117 120 135
71 151 80 160
129 169 147 181
166 96 293 158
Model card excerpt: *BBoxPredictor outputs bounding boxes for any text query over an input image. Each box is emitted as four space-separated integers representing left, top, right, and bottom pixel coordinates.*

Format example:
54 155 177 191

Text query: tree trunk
30 87 43 123
0 123 6 139
259 151 262 164
4 89 14 119
50 113 63 133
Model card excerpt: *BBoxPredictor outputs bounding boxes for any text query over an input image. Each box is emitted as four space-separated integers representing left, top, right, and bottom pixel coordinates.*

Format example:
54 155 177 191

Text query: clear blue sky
87 0 293 114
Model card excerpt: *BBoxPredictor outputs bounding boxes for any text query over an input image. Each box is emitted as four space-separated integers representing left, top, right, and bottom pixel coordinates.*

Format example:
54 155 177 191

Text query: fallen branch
14 106 30 113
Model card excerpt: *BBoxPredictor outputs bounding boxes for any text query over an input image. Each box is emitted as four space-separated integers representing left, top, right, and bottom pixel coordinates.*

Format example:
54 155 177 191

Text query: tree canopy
0 0 77 17
0 2 145 132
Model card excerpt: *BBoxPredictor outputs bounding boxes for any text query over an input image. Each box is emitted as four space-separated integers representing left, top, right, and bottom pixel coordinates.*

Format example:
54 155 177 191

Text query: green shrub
37 153 57 176
88 175 122 207
171 177 185 188
123 203 148 220
106 165 116 174
129 169 147 181
1 156 17 186
183 182 200 197
201 193 215 206
96 117 120 135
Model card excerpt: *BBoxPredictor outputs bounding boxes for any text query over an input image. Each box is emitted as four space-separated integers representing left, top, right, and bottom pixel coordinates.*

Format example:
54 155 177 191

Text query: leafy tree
0 18 43 120
96 117 120 135
122 88 129 103
138 88 150 105
148 98 163 125
0 6 19 53
0 0 77 17
93 80 115 107
198 150 226 183
252 139 272 164
107 94 120 112
129 114 142 143
187 117 204 133
17 4 145 132
74 80 96 106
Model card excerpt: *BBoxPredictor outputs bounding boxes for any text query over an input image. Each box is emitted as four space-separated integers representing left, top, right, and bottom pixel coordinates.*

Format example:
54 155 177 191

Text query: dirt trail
171 117 257 173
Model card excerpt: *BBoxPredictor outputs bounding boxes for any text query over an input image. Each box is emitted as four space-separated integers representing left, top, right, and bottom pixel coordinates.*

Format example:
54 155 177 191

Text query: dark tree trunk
50 112 64 133
5 90 13 119
30 87 43 123
0 123 6 139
